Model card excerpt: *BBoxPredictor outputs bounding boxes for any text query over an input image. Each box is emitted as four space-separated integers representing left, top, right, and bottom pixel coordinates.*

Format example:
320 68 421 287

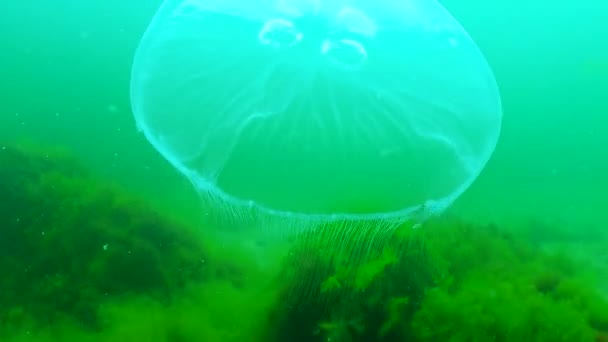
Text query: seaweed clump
0 144 208 333
269 216 608 342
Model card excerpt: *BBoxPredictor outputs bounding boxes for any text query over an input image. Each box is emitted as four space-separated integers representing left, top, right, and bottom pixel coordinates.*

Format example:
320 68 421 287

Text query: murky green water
1 1 606 341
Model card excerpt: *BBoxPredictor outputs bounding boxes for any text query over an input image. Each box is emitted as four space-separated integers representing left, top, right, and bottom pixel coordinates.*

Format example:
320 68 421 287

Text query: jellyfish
130 0 502 286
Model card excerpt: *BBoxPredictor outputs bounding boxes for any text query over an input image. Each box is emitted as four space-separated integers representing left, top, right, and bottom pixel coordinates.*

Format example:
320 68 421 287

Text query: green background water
1 0 606 231
1 1 607 341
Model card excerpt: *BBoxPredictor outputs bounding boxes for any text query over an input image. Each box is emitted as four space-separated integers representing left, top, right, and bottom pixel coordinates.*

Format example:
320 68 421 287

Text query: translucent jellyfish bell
130 0 502 235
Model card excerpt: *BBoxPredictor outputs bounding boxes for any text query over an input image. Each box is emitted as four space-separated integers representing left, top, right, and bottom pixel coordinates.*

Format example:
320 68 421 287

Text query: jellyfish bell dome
130 0 502 227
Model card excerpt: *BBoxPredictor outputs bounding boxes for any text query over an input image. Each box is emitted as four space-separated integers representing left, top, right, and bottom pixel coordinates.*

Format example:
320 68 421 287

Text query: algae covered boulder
0 145 207 331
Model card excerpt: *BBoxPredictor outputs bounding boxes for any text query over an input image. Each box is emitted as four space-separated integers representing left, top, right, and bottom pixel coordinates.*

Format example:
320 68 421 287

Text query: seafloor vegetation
0 143 607 342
